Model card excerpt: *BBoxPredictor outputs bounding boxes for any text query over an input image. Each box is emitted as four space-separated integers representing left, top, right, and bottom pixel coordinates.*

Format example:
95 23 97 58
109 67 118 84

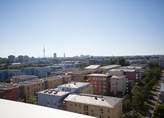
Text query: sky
0 0 164 58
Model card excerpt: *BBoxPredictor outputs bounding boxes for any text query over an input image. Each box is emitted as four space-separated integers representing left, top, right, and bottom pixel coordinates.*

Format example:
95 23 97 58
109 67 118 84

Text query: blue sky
0 0 164 57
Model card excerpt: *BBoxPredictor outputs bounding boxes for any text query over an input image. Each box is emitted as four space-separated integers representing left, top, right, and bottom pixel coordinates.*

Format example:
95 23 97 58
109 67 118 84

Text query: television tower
43 46 45 58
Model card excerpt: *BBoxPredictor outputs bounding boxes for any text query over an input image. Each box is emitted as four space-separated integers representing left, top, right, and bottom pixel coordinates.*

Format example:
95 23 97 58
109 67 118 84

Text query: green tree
122 110 144 118
118 57 129 66
131 84 144 112
26 96 37 104
123 98 132 113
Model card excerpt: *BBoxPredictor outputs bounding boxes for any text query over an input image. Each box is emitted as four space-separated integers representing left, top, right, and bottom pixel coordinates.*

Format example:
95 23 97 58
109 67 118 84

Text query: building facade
18 79 45 100
87 74 110 95
37 88 69 108
43 76 64 89
11 75 38 83
159 83 164 103
0 83 20 100
64 94 122 118
57 82 93 94
110 75 127 96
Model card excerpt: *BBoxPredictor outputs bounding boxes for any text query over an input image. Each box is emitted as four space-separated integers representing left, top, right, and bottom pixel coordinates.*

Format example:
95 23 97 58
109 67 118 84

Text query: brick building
87 74 110 95
0 83 19 100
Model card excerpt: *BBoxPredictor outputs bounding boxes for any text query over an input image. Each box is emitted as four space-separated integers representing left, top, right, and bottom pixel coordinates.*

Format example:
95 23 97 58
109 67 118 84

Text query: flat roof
12 75 38 79
38 89 70 96
120 66 143 69
41 76 63 80
100 65 121 70
85 65 100 69
58 82 90 89
0 83 19 90
87 73 109 77
64 94 122 108
0 99 95 118
111 75 126 79
18 79 43 86
110 68 135 72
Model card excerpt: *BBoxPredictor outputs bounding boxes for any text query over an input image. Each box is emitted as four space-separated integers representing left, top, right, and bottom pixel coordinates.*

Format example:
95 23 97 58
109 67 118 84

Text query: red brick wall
125 71 136 81
0 87 19 101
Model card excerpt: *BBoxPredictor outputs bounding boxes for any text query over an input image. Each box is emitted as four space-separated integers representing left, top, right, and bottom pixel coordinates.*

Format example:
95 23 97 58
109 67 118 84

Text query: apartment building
38 88 69 108
0 83 19 100
11 75 38 83
0 69 22 82
57 82 93 94
108 68 137 81
18 79 45 100
43 76 64 89
87 74 110 95
100 65 121 73
64 94 122 118
107 69 124 76
120 66 145 80
110 75 127 96
159 83 164 103
68 72 86 82
61 74 72 83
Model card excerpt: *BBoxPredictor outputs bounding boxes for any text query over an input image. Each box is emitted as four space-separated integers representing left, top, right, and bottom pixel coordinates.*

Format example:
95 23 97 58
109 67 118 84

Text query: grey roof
12 75 38 79
85 65 100 69
0 83 19 90
100 65 121 70
87 73 109 77
38 88 70 96
64 94 122 108
58 82 90 89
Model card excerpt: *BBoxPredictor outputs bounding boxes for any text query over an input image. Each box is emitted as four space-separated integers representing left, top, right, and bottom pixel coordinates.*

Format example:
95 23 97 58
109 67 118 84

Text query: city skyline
1 0 164 57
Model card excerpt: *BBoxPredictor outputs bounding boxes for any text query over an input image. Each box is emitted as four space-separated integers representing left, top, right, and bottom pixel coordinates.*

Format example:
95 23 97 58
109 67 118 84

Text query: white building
110 75 127 96
107 69 124 76
85 65 100 70
57 82 93 94
64 94 122 118
100 65 121 73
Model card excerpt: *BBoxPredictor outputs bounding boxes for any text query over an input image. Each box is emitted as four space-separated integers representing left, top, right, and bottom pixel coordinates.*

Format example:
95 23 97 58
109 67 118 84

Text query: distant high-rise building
43 46 45 58
53 53 57 58
8 55 15 63
18 55 24 63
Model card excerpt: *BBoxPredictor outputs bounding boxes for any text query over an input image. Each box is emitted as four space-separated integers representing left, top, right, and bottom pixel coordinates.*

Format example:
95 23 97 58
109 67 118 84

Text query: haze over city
1 0 164 57
1 1 164 118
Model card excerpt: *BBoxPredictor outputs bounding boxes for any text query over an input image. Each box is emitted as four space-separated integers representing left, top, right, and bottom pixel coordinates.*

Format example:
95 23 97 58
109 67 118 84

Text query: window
84 112 88 115
100 108 103 113
75 103 77 106
84 105 88 111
